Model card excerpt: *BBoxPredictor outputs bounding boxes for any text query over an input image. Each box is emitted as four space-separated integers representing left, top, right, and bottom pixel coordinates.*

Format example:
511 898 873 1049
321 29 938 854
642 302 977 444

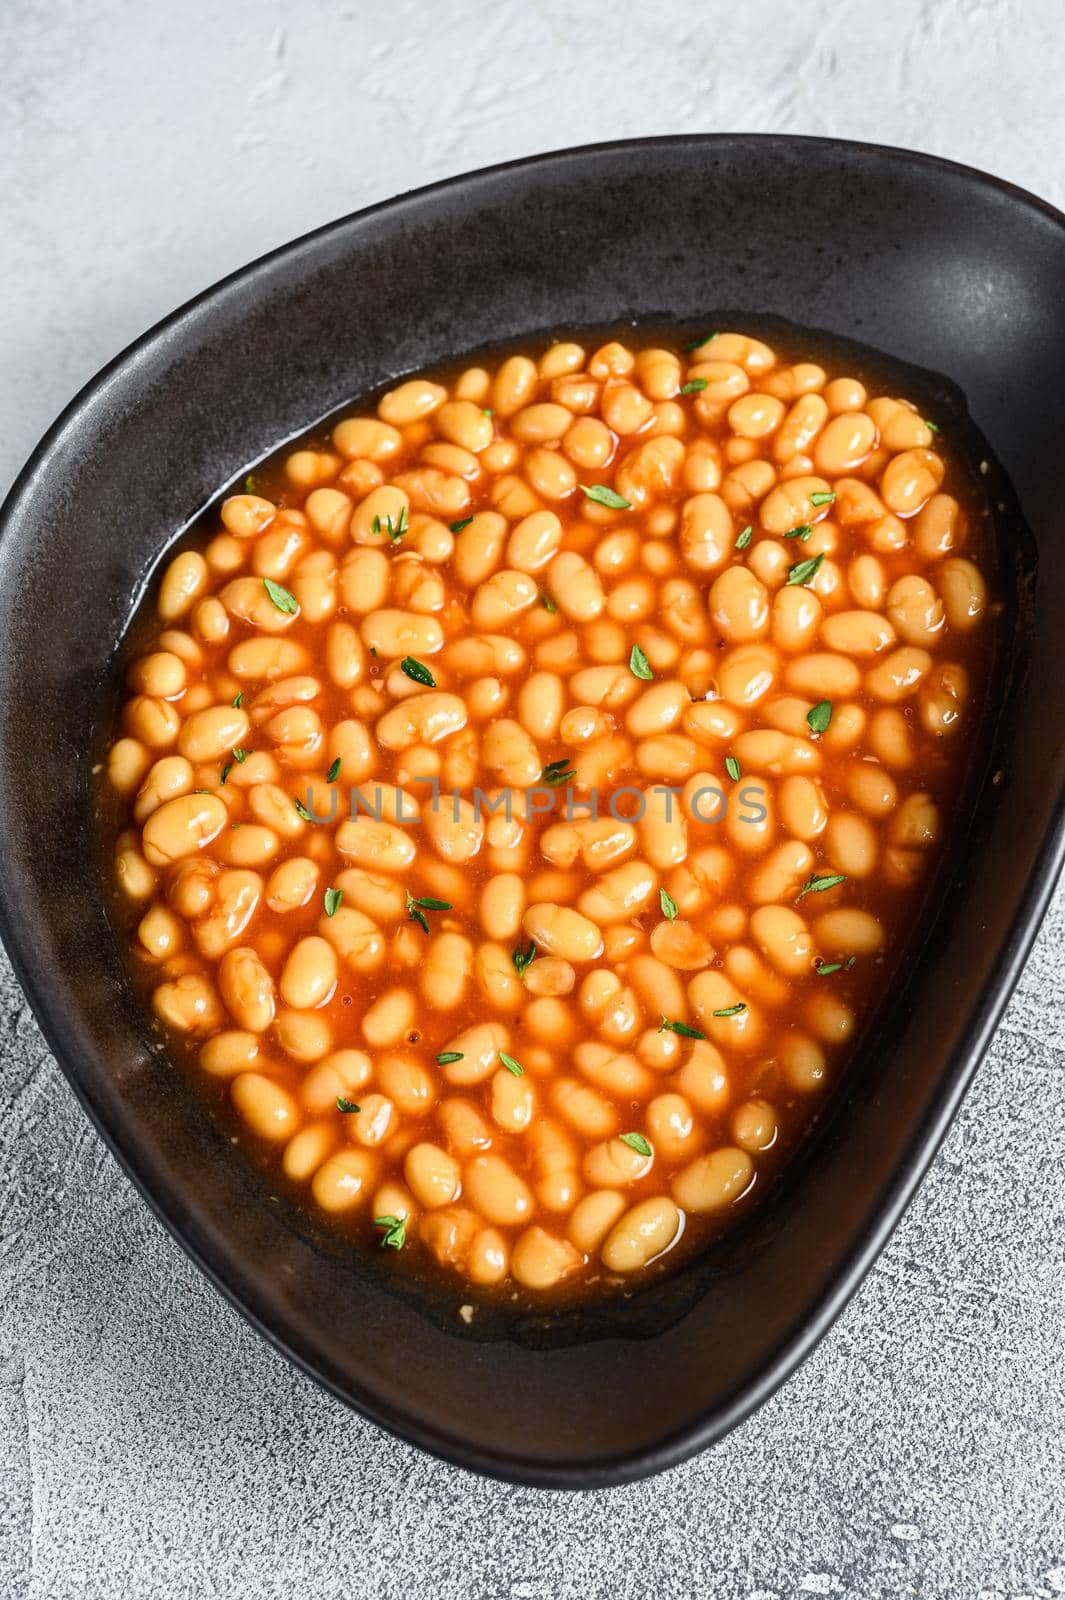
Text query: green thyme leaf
786 551 825 587
336 1097 361 1114
512 940 536 978
326 757 341 783
294 797 313 822
629 644 654 681
401 656 436 688
684 332 718 351
263 577 298 614
924 418 940 433
712 1003 747 1018
220 763 232 785
541 592 558 613
816 962 843 976
725 756 741 782
232 747 247 763
679 378 708 395
783 523 814 542
806 700 833 735
845 955 857 969
232 691 244 708
243 474 257 494
542 758 576 787
795 871 847 903
450 516 474 533
658 1018 705 1039
374 1214 407 1250
620 1132 652 1157
404 891 451 932
499 1051 524 1077
324 887 343 918
660 888 679 922
581 483 631 510
405 889 430 935
373 508 408 543
735 524 753 550
809 491 837 507
436 1051 464 1065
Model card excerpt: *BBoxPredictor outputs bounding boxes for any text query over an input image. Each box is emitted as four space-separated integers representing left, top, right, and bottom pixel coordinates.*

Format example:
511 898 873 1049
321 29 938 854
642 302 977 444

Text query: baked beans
104 329 995 1302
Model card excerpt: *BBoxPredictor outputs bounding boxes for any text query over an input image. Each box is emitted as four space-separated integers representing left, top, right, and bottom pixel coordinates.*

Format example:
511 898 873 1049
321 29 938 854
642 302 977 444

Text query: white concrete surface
2 1 1064 1596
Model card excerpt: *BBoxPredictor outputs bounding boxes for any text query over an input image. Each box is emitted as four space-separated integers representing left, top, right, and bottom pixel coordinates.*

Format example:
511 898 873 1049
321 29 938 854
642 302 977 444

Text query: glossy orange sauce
101 328 997 1302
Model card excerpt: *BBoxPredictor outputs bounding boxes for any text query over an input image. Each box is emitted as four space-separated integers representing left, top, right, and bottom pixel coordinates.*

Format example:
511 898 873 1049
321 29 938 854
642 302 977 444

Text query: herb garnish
232 691 244 708
336 1097 361 1113
374 1215 407 1250
512 940 536 978
324 887 343 918
232 747 247 764
678 378 708 395
294 797 313 822
263 577 298 614
658 1018 705 1039
629 644 654 681
436 1051 464 1065
405 890 453 934
542 757 576 787
735 524 753 550
795 872 847 903
372 508 408 543
450 516 474 533
620 1133 653 1157
499 1051 524 1077
581 484 631 510
821 955 859 974
786 551 825 587
806 700 833 735
683 332 718 351
220 763 232 785
660 888 679 922
809 491 837 507
401 656 436 688
326 756 341 783
712 1003 747 1018
541 592 558 613
783 524 814 541
725 756 741 782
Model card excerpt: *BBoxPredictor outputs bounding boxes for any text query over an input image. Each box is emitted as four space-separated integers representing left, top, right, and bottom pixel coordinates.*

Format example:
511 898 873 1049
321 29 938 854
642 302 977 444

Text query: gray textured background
3 2 1064 1596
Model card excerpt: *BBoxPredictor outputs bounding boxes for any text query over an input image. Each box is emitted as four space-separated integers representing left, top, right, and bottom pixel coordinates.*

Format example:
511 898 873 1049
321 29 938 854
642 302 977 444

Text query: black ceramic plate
2 135 1064 1488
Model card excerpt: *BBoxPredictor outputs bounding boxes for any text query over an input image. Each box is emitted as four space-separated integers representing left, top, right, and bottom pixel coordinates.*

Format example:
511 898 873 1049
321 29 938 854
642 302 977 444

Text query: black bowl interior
1 135 1064 1487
